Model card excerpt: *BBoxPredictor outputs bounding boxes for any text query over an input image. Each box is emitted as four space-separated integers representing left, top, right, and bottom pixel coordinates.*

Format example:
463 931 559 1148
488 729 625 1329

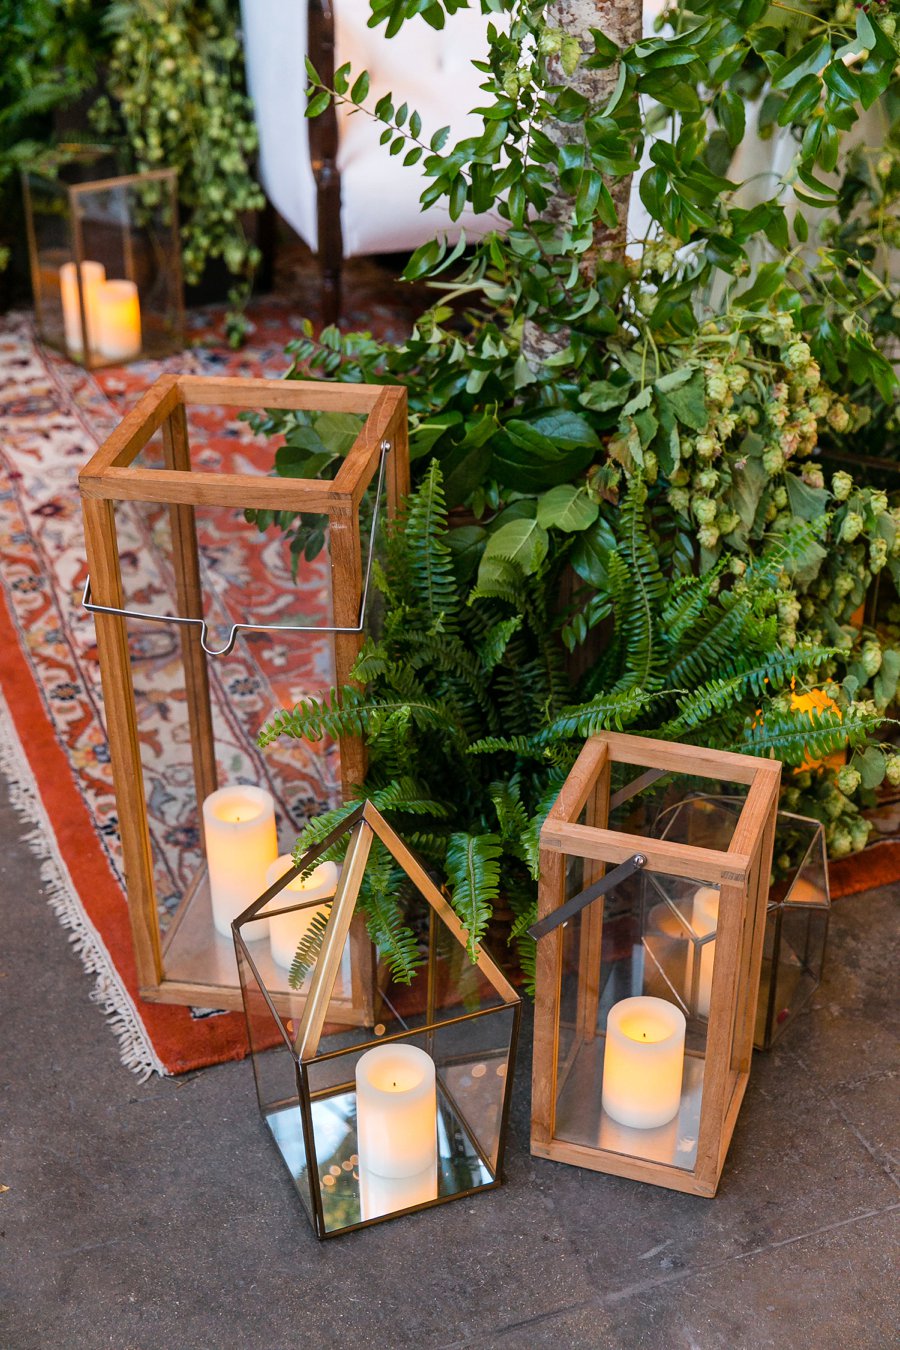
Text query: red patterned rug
0 295 409 1078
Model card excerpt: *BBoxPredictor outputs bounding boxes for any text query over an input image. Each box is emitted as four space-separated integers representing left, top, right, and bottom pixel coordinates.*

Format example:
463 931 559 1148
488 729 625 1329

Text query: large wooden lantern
530 732 781 1197
78 374 408 1011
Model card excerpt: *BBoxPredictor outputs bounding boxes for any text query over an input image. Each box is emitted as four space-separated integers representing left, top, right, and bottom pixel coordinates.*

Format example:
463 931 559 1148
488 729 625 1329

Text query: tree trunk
521 0 644 371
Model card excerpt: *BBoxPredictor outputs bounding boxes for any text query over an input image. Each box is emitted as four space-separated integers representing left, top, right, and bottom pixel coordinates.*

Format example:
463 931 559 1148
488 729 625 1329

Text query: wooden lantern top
78 372 407 515
540 730 782 889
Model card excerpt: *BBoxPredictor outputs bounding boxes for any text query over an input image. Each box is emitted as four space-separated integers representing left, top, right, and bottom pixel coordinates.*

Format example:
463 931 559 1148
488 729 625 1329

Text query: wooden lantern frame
531 731 781 1197
79 373 408 1011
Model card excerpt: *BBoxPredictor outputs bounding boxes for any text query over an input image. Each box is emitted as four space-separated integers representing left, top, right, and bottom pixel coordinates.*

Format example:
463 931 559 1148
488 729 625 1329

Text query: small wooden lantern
531 732 781 1197
234 800 520 1238
23 145 183 366
79 374 408 1012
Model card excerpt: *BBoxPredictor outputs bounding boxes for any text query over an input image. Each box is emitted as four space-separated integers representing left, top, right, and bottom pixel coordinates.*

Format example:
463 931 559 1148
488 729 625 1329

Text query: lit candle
264 854 338 969
356 1044 438 1183
692 886 720 1019
202 785 278 938
59 260 106 353
95 279 142 361
601 995 686 1129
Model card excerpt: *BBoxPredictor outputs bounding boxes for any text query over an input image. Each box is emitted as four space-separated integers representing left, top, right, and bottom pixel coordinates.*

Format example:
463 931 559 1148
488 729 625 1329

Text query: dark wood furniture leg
308 0 343 325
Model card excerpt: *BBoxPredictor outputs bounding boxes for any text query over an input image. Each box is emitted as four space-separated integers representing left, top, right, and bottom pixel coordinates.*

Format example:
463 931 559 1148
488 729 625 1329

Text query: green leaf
480 518 549 576
350 71 370 103
719 88 746 147
446 524 486 585
771 35 830 90
785 473 830 523
537 485 599 533
306 90 331 118
777 73 823 126
663 370 707 431
874 649 900 709
570 516 616 587
855 745 886 790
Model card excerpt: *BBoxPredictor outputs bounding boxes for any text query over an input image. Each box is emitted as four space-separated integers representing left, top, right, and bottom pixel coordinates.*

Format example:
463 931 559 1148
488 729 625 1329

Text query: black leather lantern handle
528 853 647 941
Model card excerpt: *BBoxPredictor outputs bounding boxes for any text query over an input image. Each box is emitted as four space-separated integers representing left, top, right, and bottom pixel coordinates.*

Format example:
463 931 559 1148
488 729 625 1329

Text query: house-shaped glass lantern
79 373 408 1013
233 801 521 1238
23 145 183 366
652 795 830 1050
530 732 781 1197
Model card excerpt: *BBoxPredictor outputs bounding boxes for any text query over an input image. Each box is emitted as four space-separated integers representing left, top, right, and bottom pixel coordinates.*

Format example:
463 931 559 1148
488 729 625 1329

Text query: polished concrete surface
1 773 897 1350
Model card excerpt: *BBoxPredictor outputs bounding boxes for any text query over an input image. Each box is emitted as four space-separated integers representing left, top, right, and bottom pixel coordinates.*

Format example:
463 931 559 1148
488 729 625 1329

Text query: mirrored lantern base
155 867 364 1022
555 1036 705 1172
264 1072 501 1236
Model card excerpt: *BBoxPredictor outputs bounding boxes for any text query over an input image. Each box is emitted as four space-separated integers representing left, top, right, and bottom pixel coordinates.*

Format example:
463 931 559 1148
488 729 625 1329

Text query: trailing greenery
90 0 264 342
260 463 887 982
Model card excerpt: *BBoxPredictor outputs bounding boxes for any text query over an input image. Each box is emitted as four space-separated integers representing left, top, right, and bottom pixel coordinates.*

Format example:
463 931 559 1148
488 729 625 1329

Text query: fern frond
666 645 839 736
739 705 884 767
489 780 539 875
258 686 460 747
476 617 523 671
400 458 458 629
366 777 453 819
536 687 655 744
360 840 424 985
468 734 547 758
288 906 332 989
445 831 503 959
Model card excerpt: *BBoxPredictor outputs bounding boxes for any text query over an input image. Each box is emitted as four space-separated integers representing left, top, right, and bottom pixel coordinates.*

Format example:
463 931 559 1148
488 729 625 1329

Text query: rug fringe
0 692 168 1081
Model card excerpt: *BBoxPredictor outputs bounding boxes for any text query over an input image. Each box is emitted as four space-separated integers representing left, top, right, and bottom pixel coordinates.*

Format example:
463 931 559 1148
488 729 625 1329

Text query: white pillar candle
95 278 142 360
692 886 720 1019
59 259 106 353
601 995 686 1129
355 1043 438 1180
264 854 338 969
202 785 278 938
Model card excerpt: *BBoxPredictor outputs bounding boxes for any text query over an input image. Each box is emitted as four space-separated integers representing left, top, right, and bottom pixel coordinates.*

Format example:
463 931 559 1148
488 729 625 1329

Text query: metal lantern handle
81 438 391 657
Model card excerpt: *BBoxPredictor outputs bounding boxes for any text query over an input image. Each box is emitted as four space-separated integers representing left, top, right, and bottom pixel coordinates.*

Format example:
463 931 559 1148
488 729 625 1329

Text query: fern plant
259 466 884 986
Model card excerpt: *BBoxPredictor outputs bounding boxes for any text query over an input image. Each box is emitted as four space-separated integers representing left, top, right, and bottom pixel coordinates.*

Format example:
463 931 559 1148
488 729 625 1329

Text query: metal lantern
22 144 183 366
654 796 831 1050
530 732 781 1197
78 373 408 1011
234 801 521 1238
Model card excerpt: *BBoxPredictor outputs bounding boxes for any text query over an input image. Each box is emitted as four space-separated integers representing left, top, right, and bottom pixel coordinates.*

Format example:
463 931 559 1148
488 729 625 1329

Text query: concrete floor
1 773 897 1350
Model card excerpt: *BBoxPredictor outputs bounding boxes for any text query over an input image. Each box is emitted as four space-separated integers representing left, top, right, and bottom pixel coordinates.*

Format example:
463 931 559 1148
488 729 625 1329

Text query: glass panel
234 937 315 1225
292 864 508 1061
553 860 713 1172
107 461 342 988
771 813 830 910
300 1010 513 1235
756 905 829 1049
604 770 748 846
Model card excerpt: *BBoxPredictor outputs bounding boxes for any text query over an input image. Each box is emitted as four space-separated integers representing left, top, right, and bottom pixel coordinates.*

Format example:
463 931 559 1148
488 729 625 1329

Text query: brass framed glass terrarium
655 796 830 1050
22 144 183 366
234 801 521 1238
530 731 781 1197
